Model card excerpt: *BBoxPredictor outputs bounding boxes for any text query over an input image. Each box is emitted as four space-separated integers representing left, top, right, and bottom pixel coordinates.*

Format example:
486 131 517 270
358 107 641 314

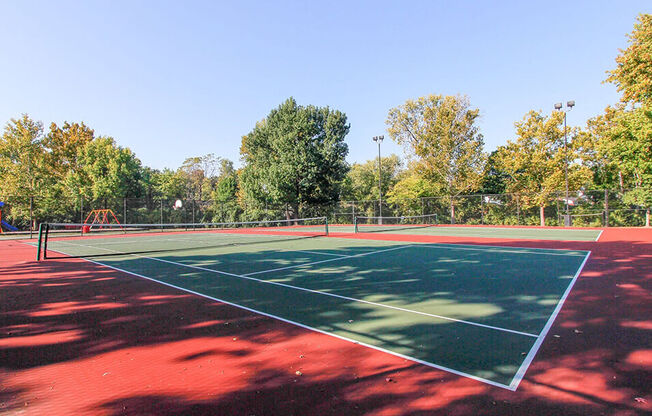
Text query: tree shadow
1 229 650 414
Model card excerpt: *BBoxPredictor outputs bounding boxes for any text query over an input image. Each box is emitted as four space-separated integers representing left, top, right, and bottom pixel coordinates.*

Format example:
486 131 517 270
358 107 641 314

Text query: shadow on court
1 229 650 415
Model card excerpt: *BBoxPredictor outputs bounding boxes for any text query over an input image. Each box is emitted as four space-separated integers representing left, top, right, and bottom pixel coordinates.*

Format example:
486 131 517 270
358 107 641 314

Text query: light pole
554 100 575 224
373 135 384 224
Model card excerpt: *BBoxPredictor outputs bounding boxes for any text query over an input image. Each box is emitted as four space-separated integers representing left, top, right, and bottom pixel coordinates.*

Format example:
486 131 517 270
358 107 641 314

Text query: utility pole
372 135 384 224
554 100 575 226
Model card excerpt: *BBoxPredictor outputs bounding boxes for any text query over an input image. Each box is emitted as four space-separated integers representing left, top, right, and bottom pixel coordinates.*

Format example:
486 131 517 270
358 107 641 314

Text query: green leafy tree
239 98 349 218
606 14 652 106
479 150 509 195
577 106 624 190
386 166 438 214
66 137 144 201
494 111 591 226
602 13 652 226
148 168 187 200
610 107 652 225
340 154 403 201
0 115 46 199
43 121 95 183
386 94 486 222
0 115 47 227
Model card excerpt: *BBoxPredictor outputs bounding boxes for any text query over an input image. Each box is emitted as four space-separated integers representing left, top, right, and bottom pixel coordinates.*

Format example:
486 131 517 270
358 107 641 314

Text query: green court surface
42 232 590 389
327 224 602 241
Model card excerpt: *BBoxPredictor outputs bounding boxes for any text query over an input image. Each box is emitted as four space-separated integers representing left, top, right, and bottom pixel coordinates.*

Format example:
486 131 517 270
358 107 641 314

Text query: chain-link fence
1 189 649 234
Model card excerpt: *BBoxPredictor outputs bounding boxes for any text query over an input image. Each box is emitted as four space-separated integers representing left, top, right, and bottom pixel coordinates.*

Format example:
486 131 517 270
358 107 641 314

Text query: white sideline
508 251 592 390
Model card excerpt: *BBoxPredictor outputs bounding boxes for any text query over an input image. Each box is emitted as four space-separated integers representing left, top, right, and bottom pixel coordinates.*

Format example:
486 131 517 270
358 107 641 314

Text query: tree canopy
386 94 486 196
239 97 350 217
606 13 652 106
494 110 591 225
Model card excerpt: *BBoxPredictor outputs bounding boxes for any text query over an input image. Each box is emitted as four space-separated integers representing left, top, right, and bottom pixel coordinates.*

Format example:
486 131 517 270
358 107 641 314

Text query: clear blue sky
1 1 649 170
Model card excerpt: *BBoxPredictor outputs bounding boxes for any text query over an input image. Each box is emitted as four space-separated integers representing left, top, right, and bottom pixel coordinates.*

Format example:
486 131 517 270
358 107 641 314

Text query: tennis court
36 221 590 390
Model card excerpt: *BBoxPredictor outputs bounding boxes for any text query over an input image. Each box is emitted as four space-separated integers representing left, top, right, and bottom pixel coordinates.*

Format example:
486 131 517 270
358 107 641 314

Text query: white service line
289 249 351 257
243 244 413 276
53 240 537 338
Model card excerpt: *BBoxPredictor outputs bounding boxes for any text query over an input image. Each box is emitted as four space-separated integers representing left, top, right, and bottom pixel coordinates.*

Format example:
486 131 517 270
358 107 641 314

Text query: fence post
604 189 609 227
160 200 163 225
480 194 484 225
123 198 127 224
516 196 520 225
80 196 84 224
450 197 455 224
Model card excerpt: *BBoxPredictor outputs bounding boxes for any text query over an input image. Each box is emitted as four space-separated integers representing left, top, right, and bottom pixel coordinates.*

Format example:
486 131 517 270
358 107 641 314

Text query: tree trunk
540 205 545 227
450 201 456 225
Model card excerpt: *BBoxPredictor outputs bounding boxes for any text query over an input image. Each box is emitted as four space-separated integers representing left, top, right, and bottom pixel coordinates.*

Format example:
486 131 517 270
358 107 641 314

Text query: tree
494 111 591 226
606 14 652 106
610 107 652 225
0 115 46 198
577 106 625 190
603 13 652 226
340 154 403 201
43 121 95 182
148 168 187 200
179 153 222 200
212 159 239 203
386 94 486 222
66 137 144 201
479 150 509 195
239 98 349 218
0 115 47 227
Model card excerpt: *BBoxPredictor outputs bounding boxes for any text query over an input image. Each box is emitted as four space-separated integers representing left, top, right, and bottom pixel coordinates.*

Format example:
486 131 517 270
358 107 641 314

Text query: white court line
242 245 412 276
42 246 514 390
509 251 592 390
289 249 351 257
416 243 589 257
53 240 537 338
595 230 604 242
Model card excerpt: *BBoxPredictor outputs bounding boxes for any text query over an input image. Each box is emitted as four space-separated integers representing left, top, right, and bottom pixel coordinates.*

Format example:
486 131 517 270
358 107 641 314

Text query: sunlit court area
2 2 651 415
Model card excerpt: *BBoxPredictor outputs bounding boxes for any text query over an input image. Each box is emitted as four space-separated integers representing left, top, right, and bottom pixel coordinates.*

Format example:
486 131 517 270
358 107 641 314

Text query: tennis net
37 217 329 260
354 214 438 233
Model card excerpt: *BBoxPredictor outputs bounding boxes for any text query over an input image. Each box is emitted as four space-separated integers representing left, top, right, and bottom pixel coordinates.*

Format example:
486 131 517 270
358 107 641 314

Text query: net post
39 223 51 260
354 216 358 233
36 223 44 261
324 216 329 236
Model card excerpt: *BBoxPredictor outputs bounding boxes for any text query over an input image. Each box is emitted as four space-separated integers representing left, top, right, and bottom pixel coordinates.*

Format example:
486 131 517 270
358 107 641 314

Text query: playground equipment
0 201 19 233
82 209 123 233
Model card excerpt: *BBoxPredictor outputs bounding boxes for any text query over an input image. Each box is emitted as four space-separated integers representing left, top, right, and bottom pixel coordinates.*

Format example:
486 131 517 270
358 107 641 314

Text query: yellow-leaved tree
494 110 591 226
386 94 486 223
